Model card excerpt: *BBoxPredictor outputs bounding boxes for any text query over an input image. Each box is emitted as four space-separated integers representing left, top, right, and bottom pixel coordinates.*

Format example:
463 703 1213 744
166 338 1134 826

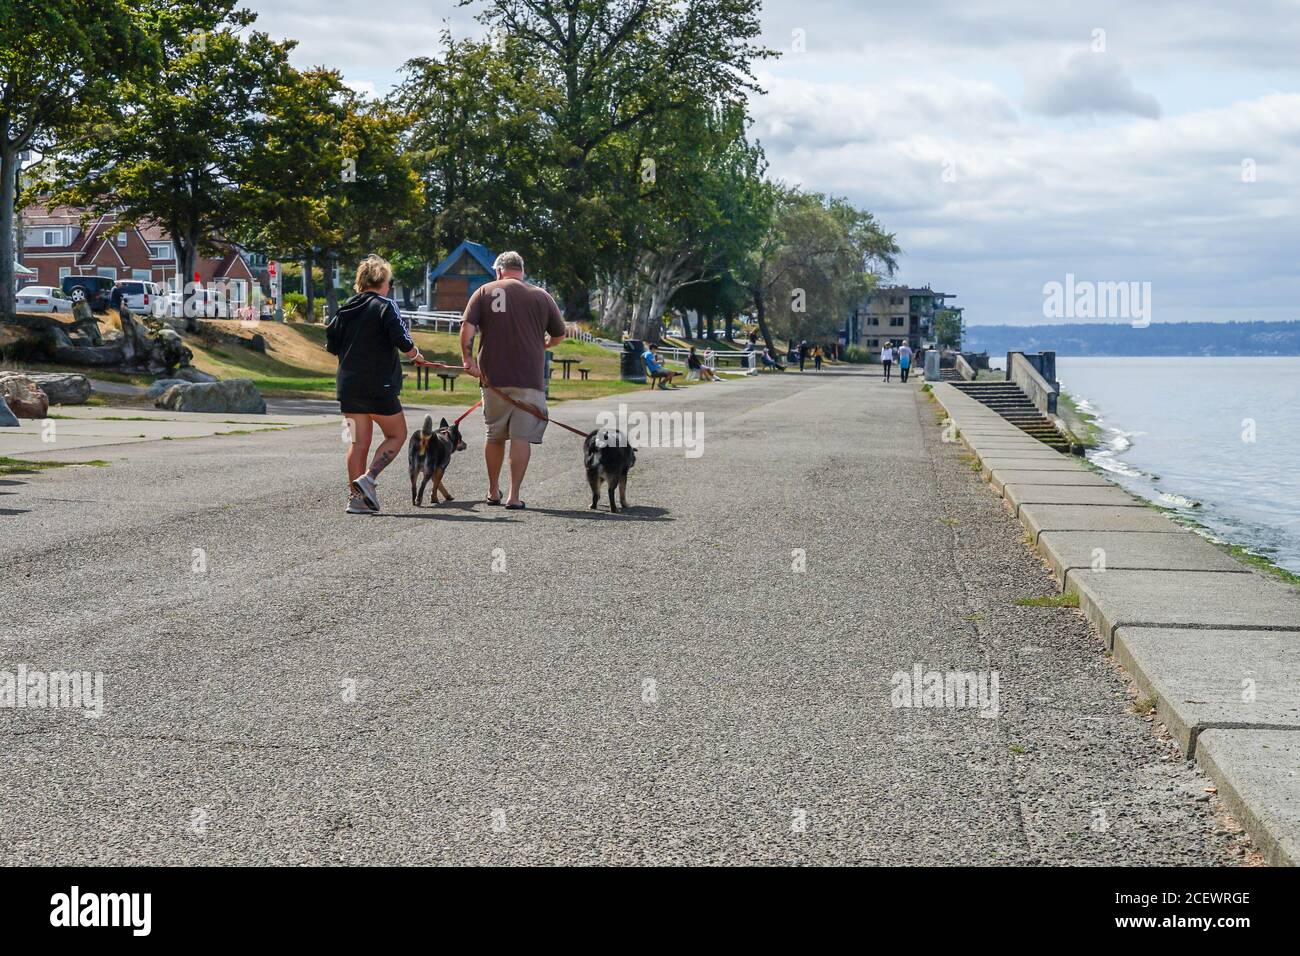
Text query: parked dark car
60 275 115 311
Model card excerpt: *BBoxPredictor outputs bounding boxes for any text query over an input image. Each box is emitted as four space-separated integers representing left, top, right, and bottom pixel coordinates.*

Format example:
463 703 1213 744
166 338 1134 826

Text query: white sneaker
350 473 380 512
346 497 372 514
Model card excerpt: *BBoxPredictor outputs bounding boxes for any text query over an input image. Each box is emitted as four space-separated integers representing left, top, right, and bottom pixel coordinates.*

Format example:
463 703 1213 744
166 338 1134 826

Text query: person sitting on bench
760 346 785 371
642 346 679 389
686 346 718 382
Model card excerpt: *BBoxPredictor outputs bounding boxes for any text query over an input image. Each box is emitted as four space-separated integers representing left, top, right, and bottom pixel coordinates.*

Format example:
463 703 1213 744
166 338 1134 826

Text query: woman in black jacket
326 255 423 514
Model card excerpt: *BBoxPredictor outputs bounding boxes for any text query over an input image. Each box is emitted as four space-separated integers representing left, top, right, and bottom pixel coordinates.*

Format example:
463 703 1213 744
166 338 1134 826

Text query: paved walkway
0 371 1251 863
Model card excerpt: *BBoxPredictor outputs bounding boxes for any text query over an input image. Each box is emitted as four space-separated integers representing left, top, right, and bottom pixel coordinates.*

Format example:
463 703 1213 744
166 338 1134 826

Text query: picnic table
415 365 461 391
553 357 580 380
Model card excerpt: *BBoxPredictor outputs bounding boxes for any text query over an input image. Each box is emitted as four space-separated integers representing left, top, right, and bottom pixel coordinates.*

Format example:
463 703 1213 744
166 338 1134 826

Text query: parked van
115 279 167 316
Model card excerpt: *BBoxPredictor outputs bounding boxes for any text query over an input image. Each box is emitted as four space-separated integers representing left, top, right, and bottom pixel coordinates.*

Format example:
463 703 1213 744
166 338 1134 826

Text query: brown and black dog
409 416 466 506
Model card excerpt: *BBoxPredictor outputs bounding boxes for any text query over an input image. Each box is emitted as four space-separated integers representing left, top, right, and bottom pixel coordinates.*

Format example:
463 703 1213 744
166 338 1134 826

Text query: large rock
146 378 188 398
22 372 92 405
0 373 49 419
171 366 218 384
155 378 266 414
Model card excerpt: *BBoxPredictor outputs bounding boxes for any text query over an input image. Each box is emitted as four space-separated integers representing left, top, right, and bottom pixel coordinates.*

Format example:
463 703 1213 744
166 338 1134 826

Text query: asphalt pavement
0 369 1251 864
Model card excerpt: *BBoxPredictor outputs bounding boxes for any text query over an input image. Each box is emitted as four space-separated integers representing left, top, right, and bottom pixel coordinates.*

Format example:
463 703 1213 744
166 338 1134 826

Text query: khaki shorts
482 386 549 443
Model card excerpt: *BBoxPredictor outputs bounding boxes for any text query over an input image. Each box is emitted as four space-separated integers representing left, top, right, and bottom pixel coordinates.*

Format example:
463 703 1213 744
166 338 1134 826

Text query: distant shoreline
966 319 1300 357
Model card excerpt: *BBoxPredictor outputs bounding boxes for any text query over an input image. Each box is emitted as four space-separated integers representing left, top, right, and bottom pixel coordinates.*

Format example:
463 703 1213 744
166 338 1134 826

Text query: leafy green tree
237 64 349 319
0 0 156 315
471 0 771 319
390 31 549 271
740 188 898 355
48 4 291 328
596 102 770 343
313 97 423 317
670 272 748 340
934 308 964 348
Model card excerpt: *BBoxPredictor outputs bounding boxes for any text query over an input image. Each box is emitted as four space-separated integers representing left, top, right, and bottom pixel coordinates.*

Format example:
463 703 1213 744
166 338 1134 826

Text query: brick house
18 205 260 305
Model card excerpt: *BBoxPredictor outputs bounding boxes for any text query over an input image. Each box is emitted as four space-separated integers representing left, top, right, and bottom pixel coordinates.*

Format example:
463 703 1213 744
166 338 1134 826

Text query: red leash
413 359 589 438
454 399 482 425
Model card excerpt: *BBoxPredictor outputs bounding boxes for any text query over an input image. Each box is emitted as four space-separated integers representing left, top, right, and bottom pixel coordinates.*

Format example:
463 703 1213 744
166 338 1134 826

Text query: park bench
578 367 590 381
642 356 672 389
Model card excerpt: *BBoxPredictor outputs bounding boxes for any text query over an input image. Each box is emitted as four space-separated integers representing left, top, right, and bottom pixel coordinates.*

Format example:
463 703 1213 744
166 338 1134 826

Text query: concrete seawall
930 381 1300 866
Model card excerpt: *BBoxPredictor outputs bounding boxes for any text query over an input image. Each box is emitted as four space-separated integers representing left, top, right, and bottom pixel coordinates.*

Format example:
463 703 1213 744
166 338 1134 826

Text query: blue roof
429 240 497 282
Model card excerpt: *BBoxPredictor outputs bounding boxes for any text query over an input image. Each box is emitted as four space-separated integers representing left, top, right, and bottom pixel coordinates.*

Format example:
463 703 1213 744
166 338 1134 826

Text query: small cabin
429 240 496 312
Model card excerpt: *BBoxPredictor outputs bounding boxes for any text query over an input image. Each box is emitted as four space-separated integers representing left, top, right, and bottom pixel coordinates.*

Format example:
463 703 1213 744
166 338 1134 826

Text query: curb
929 381 1300 866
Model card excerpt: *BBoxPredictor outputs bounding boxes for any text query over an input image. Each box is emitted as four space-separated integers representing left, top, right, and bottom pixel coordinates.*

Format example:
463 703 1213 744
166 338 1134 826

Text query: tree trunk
303 253 315 322
324 253 340 319
180 232 200 332
725 313 734 340
753 290 777 356
563 284 591 324
0 143 17 318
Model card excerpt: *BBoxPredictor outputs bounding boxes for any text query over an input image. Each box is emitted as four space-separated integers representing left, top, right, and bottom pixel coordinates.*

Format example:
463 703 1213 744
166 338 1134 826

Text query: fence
402 310 463 334
653 346 757 371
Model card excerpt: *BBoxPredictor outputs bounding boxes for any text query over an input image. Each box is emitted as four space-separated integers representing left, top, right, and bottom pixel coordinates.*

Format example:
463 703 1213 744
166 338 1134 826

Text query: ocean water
1054 357 1300 574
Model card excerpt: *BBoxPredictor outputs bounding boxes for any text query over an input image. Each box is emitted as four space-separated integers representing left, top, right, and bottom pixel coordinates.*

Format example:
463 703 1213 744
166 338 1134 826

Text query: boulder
155 378 266 414
171 366 218 384
146 378 188 398
0 397 19 427
21 372 92 405
0 324 49 362
0 373 50 419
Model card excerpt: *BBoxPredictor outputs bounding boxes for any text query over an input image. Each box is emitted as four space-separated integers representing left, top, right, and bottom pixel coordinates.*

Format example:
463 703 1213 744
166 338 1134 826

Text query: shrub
843 344 872 364
283 292 323 322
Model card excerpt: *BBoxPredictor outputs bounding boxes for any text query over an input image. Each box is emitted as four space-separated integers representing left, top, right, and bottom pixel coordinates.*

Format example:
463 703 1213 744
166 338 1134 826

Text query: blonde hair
354 254 393 293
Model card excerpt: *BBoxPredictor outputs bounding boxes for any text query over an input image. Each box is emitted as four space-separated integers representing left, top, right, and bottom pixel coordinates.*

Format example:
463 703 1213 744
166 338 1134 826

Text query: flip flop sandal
485 495 504 505
505 501 526 510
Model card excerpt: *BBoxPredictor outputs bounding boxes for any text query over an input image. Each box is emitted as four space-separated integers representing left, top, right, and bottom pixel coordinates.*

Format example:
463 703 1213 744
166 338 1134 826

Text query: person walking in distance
881 342 894 382
327 255 423 514
460 251 567 510
897 341 913 383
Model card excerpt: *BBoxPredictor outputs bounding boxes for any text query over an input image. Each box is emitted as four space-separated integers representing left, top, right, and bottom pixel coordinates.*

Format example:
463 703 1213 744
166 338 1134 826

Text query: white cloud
235 0 1300 325
1024 50 1161 118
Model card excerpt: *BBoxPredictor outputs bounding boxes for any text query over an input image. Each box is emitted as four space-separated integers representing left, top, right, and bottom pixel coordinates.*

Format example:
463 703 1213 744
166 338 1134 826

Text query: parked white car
16 285 74 314
115 279 168 316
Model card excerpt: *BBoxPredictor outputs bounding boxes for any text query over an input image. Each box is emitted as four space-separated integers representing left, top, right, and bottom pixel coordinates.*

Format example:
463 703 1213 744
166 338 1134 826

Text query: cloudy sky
243 0 1300 326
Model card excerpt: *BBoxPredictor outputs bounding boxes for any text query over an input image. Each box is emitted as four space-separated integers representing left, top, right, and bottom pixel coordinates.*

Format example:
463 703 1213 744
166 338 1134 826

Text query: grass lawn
0 456 109 475
8 317 737 403
187 321 724 402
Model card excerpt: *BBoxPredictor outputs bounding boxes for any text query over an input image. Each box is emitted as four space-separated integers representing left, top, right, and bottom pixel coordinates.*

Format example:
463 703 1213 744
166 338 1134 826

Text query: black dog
584 427 636 513
409 416 466 506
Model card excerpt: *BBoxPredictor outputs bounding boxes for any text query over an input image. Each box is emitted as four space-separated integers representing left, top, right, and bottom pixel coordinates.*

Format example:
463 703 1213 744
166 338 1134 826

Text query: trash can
924 349 940 381
621 340 646 383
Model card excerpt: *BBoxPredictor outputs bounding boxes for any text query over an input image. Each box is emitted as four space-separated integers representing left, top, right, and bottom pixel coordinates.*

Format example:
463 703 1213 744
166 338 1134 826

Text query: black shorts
339 393 402 416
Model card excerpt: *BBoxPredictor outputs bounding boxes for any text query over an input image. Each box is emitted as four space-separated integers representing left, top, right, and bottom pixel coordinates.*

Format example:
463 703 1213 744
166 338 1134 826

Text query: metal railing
402 310 463 333
651 346 757 371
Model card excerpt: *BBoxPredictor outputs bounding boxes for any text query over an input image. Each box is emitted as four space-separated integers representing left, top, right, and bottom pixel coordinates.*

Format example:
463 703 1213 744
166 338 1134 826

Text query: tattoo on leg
367 449 395 479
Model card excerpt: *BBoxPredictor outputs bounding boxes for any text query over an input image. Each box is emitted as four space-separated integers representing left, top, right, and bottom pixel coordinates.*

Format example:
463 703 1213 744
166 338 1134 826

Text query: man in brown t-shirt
460 250 567 509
